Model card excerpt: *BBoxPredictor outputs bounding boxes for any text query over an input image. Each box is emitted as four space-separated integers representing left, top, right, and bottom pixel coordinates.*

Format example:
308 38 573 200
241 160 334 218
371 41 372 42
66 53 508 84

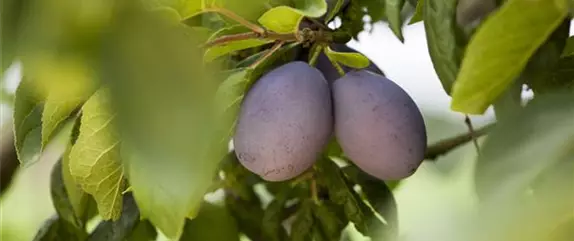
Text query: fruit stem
311 179 320 204
204 7 266 34
249 41 284 68
308 44 324 66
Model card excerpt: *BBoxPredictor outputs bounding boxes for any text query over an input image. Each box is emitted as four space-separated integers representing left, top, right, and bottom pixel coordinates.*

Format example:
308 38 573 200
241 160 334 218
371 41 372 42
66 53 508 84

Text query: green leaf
61 138 91 226
101 10 224 239
205 0 269 23
144 0 203 20
409 0 424 24
87 194 141 241
262 191 290 241
312 202 346 240
562 36 574 57
385 0 406 42
41 76 94 148
32 215 87 241
324 46 370 69
290 200 315 241
69 89 125 221
324 0 346 23
125 220 157 241
258 6 305 34
423 0 464 95
13 77 43 166
523 20 570 95
292 0 328 17
317 158 367 234
180 202 240 241
225 188 265 241
475 92 574 200
450 0 568 114
204 25 271 61
51 157 86 230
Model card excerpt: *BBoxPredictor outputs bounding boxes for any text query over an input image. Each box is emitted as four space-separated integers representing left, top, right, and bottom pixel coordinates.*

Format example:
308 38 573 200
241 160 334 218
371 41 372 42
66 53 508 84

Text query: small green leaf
312 202 346 240
13 77 43 166
61 140 90 227
204 25 271 61
292 0 328 18
409 0 424 25
144 0 203 20
262 191 290 241
41 76 94 148
423 0 464 95
69 89 125 221
290 200 314 241
258 6 305 34
475 92 574 200
317 158 367 234
451 0 568 114
180 202 240 241
385 0 406 42
126 220 157 241
87 194 141 241
324 46 370 69
324 0 346 23
51 157 85 230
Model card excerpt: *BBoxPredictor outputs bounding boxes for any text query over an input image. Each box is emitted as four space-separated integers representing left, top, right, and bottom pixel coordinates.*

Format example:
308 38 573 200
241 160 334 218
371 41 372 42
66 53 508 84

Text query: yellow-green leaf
324 46 370 69
409 0 424 25
258 6 304 34
145 0 203 20
13 77 43 166
293 0 328 18
451 0 568 114
69 89 124 221
385 0 406 42
204 25 271 62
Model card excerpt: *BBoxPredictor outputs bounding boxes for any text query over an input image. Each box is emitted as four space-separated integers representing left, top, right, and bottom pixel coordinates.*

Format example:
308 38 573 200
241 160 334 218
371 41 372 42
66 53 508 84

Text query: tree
1 0 573 240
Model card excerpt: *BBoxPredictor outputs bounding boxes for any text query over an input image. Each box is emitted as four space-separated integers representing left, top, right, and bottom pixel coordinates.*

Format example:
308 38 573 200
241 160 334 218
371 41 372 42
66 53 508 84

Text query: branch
203 8 265 34
203 32 297 49
1 123 19 196
425 123 495 160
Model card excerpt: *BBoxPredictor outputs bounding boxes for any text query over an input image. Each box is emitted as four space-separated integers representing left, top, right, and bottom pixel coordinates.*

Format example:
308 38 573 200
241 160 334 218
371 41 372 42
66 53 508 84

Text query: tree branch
425 123 495 160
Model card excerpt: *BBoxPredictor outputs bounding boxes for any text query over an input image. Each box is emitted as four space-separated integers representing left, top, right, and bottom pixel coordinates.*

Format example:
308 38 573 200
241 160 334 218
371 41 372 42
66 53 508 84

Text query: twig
465 115 481 153
204 7 266 34
308 44 324 66
425 123 494 160
249 41 284 68
203 32 259 48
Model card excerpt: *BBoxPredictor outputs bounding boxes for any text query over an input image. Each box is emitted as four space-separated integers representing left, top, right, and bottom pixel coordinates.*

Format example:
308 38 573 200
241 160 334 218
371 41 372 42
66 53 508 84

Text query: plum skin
333 70 427 180
234 61 333 181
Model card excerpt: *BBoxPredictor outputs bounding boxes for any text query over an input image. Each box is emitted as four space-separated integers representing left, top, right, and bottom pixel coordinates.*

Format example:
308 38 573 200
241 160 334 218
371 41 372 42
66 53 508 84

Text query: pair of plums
233 45 427 181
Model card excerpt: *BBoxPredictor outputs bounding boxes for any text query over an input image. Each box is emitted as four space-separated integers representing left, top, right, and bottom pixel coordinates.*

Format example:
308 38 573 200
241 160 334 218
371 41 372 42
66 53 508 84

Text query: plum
316 44 384 83
234 61 333 181
333 70 426 180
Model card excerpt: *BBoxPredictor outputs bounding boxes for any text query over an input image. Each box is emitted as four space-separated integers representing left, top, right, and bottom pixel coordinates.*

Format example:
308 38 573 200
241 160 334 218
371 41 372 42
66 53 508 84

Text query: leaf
409 0 424 24
292 0 328 18
125 220 157 241
205 0 269 23
317 158 367 234
450 0 568 114
343 164 398 240
290 200 314 241
51 158 85 229
180 202 240 241
87 194 141 241
69 89 125 221
100 10 223 239
262 191 290 241
324 0 347 23
475 92 574 201
385 0 406 42
13 77 43 166
523 20 570 95
32 215 86 241
324 46 370 69
204 25 271 61
225 189 265 241
562 36 574 57
258 6 305 34
423 0 464 95
61 140 90 227
312 202 346 240
144 0 203 20
41 74 95 148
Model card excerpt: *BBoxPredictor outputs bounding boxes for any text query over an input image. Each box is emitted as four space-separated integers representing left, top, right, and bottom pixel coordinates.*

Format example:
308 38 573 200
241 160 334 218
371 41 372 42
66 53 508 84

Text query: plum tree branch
425 123 495 160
